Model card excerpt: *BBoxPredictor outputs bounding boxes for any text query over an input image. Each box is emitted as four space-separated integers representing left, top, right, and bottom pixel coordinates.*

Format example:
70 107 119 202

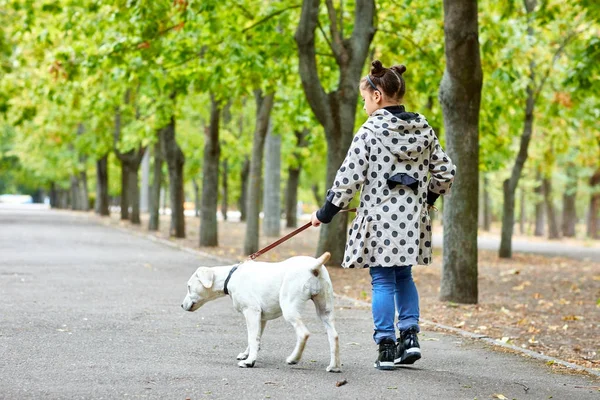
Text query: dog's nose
181 304 184 309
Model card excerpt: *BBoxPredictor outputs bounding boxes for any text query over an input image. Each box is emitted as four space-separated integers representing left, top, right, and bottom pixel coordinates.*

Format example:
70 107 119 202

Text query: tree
295 0 376 265
285 128 309 228
499 0 585 257
561 162 578 237
199 94 221 246
438 0 483 303
263 130 282 237
244 90 275 254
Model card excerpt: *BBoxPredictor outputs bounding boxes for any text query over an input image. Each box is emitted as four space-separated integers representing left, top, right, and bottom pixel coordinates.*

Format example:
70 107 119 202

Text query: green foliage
0 0 597 233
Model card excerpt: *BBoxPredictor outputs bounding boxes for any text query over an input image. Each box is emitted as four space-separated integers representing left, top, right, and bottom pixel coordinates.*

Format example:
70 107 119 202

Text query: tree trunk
79 170 89 211
286 167 301 228
160 112 186 238
192 178 200 217
519 186 526 234
295 0 375 265
49 182 58 209
96 154 110 216
588 168 600 239
562 164 577 237
500 80 535 255
483 174 491 231
316 138 351 265
75 124 90 212
286 129 309 228
263 130 282 237
129 166 141 224
239 157 250 222
438 0 483 304
543 177 560 239
200 95 221 247
119 162 130 220
70 175 80 211
161 186 168 215
311 184 321 206
58 189 69 209
114 97 146 224
534 175 545 236
244 91 275 255
149 140 163 231
140 148 150 213
221 159 228 221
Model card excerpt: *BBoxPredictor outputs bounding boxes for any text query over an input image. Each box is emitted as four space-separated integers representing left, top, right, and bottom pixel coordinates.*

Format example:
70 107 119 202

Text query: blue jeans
369 266 420 344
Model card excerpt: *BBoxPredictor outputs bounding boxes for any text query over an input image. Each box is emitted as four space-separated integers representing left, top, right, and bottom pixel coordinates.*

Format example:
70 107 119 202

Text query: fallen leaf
500 269 520 276
528 335 539 344
493 394 508 399
562 315 584 321
335 379 348 387
500 307 512 315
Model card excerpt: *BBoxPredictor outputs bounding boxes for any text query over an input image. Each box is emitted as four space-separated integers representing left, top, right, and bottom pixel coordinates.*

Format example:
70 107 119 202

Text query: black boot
395 328 421 365
374 338 396 370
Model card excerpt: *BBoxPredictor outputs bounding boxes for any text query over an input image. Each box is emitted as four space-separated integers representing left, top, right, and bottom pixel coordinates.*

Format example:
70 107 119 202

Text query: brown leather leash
247 208 357 260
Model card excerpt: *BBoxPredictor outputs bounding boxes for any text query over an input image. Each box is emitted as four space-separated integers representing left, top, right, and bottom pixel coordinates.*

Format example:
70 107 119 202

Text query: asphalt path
431 233 600 262
1 206 598 399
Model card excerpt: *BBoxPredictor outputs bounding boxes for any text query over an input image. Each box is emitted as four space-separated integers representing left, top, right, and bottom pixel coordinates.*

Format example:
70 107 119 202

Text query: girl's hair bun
370 60 385 77
391 64 407 75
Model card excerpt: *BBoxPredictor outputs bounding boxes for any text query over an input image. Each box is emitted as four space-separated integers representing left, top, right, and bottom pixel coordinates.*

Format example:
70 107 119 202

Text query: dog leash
247 208 357 261
224 208 356 295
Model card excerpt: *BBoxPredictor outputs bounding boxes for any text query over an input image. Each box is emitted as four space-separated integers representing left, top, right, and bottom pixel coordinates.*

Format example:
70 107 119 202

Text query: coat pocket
417 208 433 265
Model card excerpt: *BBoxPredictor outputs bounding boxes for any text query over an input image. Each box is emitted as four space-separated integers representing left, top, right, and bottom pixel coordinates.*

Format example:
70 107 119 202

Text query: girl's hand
310 211 322 227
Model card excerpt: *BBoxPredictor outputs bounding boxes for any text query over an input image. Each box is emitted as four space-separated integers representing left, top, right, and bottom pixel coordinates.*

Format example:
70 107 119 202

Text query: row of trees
0 0 598 303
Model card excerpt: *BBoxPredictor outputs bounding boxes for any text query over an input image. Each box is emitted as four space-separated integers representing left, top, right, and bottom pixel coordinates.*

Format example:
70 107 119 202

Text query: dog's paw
286 357 299 365
326 365 342 373
236 352 249 360
238 360 255 368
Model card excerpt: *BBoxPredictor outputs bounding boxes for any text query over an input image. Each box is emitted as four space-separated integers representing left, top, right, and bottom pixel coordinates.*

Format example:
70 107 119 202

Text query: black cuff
427 190 440 206
316 200 342 224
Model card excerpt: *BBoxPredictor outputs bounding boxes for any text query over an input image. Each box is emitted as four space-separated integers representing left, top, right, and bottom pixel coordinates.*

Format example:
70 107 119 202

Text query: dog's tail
310 252 331 275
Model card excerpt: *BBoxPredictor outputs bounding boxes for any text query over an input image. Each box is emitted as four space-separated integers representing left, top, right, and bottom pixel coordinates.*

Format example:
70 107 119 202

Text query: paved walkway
432 233 599 261
1 206 598 399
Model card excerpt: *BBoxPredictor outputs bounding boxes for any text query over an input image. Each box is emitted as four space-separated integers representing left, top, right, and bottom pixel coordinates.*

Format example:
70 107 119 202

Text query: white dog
181 252 341 372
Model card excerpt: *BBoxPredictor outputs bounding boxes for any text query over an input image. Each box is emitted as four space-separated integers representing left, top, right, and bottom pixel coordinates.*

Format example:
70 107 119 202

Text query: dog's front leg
237 320 267 360
238 308 262 368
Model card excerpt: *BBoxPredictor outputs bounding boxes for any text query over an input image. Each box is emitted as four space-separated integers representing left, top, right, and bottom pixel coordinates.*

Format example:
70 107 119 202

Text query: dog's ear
195 267 214 289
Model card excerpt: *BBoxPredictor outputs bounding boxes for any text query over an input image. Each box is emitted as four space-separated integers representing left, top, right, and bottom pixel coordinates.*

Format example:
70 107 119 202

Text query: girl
311 60 456 370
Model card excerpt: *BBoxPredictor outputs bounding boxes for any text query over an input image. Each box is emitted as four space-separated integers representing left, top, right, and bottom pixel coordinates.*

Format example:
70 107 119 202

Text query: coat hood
363 107 434 163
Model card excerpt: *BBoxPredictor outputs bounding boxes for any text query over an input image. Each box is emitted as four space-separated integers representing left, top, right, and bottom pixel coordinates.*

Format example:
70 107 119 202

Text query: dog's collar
223 264 239 296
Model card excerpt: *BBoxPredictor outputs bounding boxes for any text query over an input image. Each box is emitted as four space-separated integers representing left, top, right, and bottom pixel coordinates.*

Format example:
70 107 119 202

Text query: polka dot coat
326 108 456 268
